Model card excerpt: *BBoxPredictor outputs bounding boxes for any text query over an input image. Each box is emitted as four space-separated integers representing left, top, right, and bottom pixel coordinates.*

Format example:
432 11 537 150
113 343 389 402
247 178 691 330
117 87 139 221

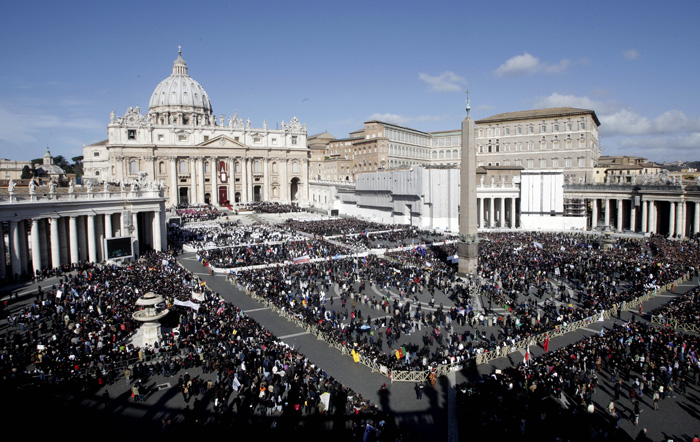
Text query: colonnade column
630 200 637 232
87 214 97 263
246 159 253 202
616 199 623 231
511 197 516 228
104 214 112 239
31 219 42 276
481 198 487 228
591 198 598 229
488 198 494 228
676 201 685 238
197 157 205 204
241 158 248 204
668 202 676 237
153 210 162 252
211 157 218 205
642 200 648 232
69 216 79 265
132 212 140 257
604 199 610 227
50 217 60 269
0 226 6 279
170 157 178 206
228 157 236 203
263 158 270 201
694 202 700 235
9 221 21 279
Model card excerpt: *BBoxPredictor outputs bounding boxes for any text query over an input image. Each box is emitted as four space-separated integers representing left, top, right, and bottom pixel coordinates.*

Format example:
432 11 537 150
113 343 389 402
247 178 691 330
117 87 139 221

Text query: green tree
21 165 32 179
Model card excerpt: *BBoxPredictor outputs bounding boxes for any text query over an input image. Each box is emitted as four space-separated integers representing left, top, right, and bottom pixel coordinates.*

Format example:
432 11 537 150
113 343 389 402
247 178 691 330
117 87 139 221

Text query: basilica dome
148 49 213 115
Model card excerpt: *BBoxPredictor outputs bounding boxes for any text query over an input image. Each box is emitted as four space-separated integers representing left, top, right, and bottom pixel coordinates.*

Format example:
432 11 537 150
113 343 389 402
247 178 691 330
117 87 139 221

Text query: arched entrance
179 187 189 205
290 177 300 201
204 193 211 205
253 185 262 202
234 192 241 203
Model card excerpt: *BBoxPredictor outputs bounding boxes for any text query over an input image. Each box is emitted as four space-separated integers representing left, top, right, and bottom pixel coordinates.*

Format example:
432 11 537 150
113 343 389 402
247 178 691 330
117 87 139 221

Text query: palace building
82 49 309 207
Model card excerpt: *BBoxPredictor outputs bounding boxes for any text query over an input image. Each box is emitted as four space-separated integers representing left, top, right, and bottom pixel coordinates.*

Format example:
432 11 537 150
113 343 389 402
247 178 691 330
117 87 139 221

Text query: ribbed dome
148 49 212 114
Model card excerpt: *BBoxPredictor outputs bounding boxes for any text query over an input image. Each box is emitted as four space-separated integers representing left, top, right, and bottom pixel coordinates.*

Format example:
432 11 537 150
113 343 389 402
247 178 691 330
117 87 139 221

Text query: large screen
105 236 133 260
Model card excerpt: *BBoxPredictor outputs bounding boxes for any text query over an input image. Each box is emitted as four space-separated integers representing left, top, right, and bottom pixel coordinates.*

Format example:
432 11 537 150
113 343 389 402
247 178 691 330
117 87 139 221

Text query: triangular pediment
198 135 247 149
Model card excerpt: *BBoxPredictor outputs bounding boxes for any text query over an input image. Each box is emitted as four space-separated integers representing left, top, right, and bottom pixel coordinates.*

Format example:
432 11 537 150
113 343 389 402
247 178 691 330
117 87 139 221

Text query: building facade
474 107 601 185
82 49 309 208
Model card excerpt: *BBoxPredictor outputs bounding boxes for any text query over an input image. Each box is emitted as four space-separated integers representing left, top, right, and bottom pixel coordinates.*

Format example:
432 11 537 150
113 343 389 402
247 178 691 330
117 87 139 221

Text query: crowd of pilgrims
223 226 700 376
1 251 401 439
650 285 700 328
174 203 228 223
198 238 352 269
242 201 305 214
455 317 700 441
168 222 307 251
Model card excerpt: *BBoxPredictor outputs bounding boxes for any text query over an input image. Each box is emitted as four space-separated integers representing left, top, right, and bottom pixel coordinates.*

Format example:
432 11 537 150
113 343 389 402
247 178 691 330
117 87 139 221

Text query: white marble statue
7 179 15 193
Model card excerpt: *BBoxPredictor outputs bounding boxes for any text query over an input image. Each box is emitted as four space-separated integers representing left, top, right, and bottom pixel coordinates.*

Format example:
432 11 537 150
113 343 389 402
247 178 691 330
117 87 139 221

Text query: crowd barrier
218 263 689 383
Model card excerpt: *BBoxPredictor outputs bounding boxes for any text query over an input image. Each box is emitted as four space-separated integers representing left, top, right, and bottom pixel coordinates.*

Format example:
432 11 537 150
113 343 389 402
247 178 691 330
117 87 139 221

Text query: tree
21 165 32 179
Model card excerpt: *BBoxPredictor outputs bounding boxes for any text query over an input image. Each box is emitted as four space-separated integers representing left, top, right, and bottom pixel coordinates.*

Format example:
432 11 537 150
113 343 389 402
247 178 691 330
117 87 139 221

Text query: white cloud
602 109 700 137
533 92 618 114
623 49 640 60
368 113 447 126
494 52 571 77
418 71 466 92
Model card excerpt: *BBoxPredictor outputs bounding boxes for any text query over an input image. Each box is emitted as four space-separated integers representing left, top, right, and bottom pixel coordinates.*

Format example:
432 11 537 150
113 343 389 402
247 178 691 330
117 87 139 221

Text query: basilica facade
82 49 309 207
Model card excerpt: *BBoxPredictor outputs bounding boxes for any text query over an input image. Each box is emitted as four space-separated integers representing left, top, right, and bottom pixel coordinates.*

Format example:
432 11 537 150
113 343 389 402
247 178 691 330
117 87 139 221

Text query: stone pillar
247 158 254 202
153 210 162 252
668 202 676 237
630 199 637 233
263 158 270 201
69 216 79 265
488 198 495 228
694 202 700 235
18 221 28 275
104 214 113 239
0 225 6 279
9 220 21 280
591 198 598 229
616 199 623 231
240 158 248 203
170 157 178 206
197 157 205 204
642 200 648 232
676 201 685 238
31 219 42 277
228 157 236 204
132 212 140 257
211 157 218 205
511 196 517 228
604 199 610 227
50 217 60 269
87 214 97 263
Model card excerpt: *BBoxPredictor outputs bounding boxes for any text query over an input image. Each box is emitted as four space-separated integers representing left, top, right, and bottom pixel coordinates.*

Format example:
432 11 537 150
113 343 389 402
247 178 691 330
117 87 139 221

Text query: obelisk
457 92 478 276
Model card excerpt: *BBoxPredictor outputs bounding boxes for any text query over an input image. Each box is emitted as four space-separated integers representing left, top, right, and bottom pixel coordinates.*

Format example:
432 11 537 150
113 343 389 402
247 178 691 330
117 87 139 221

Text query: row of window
127 131 297 145
127 159 301 175
478 158 587 168
478 121 587 138
478 138 588 153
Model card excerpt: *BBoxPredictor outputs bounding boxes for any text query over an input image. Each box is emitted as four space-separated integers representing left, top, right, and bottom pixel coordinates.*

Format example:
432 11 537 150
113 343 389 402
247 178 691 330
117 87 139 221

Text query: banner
293 255 310 264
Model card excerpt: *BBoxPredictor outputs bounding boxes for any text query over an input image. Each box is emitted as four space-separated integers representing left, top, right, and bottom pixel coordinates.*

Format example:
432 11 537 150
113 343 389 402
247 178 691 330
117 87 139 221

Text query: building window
159 162 165 174
516 126 522 135
552 159 559 168
129 160 138 174
178 134 187 141
179 160 188 174
528 126 534 134
254 161 261 173
292 162 299 173
128 130 136 140
565 158 572 168
204 162 210 174
540 159 547 168
204 135 209 141
95 170 100 176
93 151 100 157
541 125 547 133
553 124 559 132
579 158 585 167
527 159 534 168
291 135 298 145
271 138 277 145
158 134 165 141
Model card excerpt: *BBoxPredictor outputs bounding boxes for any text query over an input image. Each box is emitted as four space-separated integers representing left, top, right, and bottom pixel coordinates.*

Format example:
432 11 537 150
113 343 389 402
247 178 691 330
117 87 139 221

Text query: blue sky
1 0 699 163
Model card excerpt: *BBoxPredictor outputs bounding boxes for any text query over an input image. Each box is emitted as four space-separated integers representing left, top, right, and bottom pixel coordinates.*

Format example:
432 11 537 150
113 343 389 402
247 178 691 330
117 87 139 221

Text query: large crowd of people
0 251 398 439
5 209 700 440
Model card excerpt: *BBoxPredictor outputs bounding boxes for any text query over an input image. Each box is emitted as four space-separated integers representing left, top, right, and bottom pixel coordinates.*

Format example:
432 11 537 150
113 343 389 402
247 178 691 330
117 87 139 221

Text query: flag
543 336 550 353
524 347 531 366
533 242 543 249
293 255 310 264
200 281 206 286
